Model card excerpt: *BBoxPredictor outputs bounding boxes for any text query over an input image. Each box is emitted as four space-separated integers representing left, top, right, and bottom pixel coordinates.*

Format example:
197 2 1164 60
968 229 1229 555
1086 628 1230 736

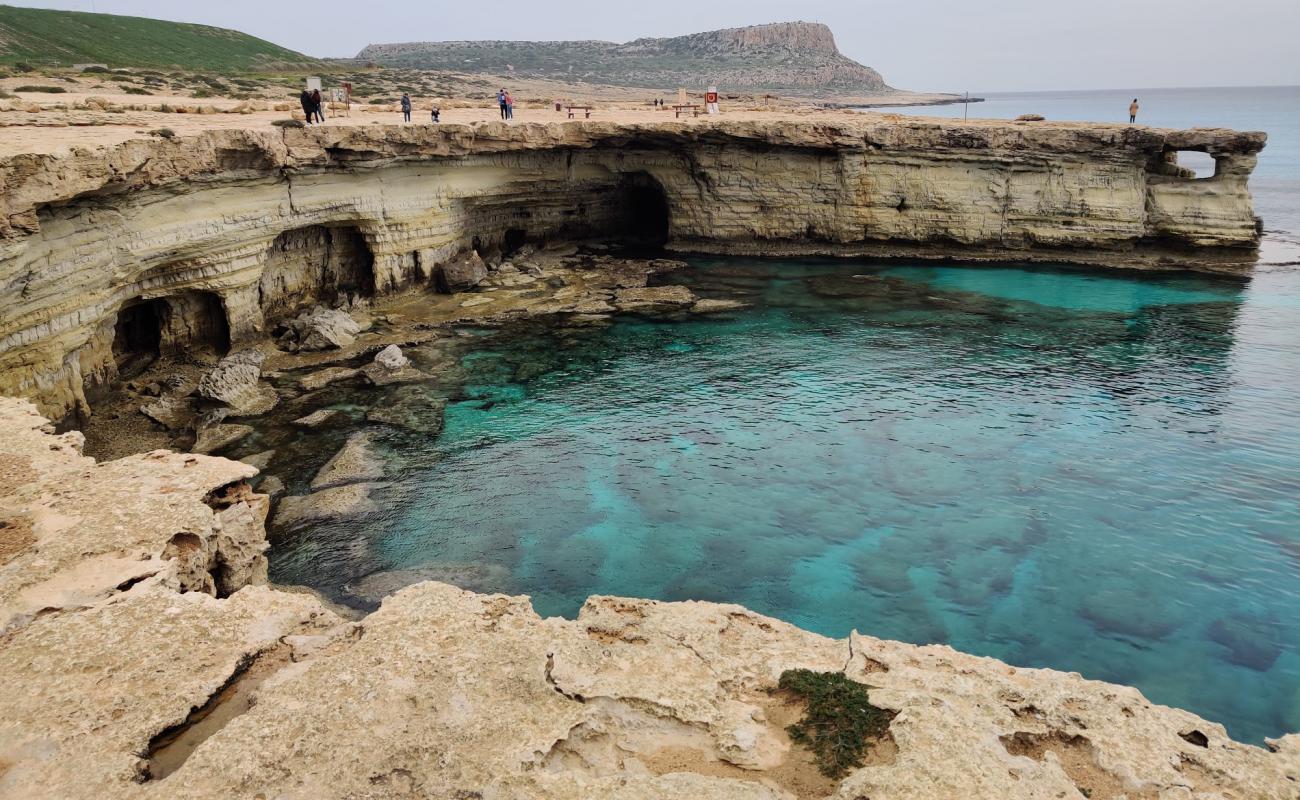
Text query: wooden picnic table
566 105 593 119
673 104 702 118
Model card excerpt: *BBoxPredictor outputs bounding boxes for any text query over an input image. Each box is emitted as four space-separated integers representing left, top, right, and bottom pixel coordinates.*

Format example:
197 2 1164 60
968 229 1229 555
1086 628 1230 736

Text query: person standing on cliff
504 90 515 120
311 89 325 123
497 89 508 120
400 93 412 123
299 89 315 124
1129 98 1139 124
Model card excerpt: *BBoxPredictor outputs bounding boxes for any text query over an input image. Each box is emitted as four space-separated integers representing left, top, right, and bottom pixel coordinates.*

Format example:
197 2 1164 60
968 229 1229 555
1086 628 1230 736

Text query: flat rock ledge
0 396 1296 800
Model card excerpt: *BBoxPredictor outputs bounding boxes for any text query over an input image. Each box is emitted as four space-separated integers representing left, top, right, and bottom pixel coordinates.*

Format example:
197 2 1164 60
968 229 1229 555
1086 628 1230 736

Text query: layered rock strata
0 398 1297 799
0 119 1266 421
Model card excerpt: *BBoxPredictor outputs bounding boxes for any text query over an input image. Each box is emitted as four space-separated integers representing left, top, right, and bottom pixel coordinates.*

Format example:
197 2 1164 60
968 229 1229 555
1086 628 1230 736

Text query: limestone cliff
0 119 1266 421
0 397 1296 799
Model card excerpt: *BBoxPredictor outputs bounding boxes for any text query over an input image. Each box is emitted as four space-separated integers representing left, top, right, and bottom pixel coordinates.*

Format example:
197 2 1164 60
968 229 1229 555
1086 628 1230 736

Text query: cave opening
112 298 166 379
502 227 528 255
1157 148 1218 180
616 172 670 247
259 225 375 322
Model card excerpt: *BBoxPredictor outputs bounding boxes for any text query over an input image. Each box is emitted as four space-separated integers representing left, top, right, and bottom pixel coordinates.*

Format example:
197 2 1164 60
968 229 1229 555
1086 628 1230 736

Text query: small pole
963 91 969 122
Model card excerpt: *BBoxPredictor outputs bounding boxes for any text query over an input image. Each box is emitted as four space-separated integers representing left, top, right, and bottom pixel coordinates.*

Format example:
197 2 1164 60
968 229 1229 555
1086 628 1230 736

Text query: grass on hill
0 4 319 72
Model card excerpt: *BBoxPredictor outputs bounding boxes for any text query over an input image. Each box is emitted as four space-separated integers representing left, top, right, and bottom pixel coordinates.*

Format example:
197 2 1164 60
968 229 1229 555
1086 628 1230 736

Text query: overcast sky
13 0 1300 92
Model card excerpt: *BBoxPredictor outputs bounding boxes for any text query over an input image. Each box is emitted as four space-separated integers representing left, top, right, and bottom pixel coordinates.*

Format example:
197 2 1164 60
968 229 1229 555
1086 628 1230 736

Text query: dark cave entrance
112 298 165 379
616 172 670 247
259 225 376 321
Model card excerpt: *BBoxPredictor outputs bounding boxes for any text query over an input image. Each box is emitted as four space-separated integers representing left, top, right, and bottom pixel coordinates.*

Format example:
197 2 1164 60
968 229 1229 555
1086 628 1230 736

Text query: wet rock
197 351 277 415
292 409 342 429
438 251 488 293
140 395 197 430
366 385 447 435
279 307 362 352
258 475 286 498
298 366 360 392
614 285 698 315
310 432 384 491
191 424 254 455
272 482 380 531
239 450 276 470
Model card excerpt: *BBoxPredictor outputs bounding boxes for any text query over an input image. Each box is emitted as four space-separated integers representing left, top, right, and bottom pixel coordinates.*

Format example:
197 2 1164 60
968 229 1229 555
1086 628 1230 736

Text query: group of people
496 88 515 120
399 93 440 123
298 88 325 124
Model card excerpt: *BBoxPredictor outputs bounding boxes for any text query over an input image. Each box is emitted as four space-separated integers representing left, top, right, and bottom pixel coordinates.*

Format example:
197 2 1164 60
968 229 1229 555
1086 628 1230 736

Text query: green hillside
0 4 317 71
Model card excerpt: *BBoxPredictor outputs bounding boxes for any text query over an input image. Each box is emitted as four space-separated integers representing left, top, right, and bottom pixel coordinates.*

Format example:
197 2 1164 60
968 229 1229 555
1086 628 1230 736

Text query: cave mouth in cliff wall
1160 148 1219 180
616 172 670 247
259 225 376 322
111 292 231 380
112 299 165 379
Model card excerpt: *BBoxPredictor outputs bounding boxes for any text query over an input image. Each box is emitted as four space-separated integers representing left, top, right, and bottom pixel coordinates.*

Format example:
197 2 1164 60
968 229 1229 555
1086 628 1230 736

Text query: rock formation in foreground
0 396 1296 799
357 22 890 97
0 119 1266 423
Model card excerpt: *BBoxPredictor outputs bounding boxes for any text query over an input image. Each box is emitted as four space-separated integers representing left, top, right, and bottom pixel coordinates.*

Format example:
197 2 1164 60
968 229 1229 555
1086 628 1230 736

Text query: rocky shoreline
0 396 1297 798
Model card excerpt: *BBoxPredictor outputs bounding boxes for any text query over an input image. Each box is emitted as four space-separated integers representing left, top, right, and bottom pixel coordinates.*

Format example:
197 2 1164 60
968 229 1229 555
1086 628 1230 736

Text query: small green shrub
124 87 153 95
369 98 390 105
13 62 35 73
778 669 893 779
272 118 305 128
191 88 214 98
15 85 67 93
108 74 134 82
81 65 110 74
149 128 176 139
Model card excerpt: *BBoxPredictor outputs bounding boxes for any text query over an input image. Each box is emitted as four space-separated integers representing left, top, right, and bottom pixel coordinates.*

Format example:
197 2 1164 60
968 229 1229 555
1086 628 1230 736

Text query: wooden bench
673 104 702 118
566 105 593 119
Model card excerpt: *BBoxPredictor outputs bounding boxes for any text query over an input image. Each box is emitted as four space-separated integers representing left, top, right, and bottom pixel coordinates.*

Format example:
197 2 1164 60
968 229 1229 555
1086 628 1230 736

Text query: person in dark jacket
299 89 314 124
401 93 412 123
430 106 440 123
311 89 325 123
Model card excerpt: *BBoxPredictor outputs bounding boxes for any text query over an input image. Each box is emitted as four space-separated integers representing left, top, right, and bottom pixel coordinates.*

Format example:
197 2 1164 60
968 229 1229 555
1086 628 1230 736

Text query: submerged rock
292 409 342 429
343 563 512 605
310 432 384 491
692 298 750 314
366 385 447 435
272 482 380 531
239 450 276 470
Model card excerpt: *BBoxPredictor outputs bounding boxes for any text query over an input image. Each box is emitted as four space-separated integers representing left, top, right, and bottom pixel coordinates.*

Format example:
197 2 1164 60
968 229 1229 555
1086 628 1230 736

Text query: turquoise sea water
269 258 1300 744
268 87 1300 744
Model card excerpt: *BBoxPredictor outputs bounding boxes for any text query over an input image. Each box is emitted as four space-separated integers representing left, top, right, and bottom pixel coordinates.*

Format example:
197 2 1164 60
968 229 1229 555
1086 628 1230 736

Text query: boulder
140 395 197 430
239 450 276 470
258 475 286 498
360 345 423 386
279 307 362 352
438 251 489 293
191 424 254 455
197 351 277 415
372 344 410 371
310 432 384 491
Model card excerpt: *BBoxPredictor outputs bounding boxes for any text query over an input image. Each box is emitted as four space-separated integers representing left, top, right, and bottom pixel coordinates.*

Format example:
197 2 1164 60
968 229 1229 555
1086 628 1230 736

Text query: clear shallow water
868 86 1300 259
268 257 1300 744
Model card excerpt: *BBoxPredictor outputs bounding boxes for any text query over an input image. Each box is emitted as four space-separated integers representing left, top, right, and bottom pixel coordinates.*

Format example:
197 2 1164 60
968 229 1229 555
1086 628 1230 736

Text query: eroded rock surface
0 397 1297 799
0 120 1267 420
